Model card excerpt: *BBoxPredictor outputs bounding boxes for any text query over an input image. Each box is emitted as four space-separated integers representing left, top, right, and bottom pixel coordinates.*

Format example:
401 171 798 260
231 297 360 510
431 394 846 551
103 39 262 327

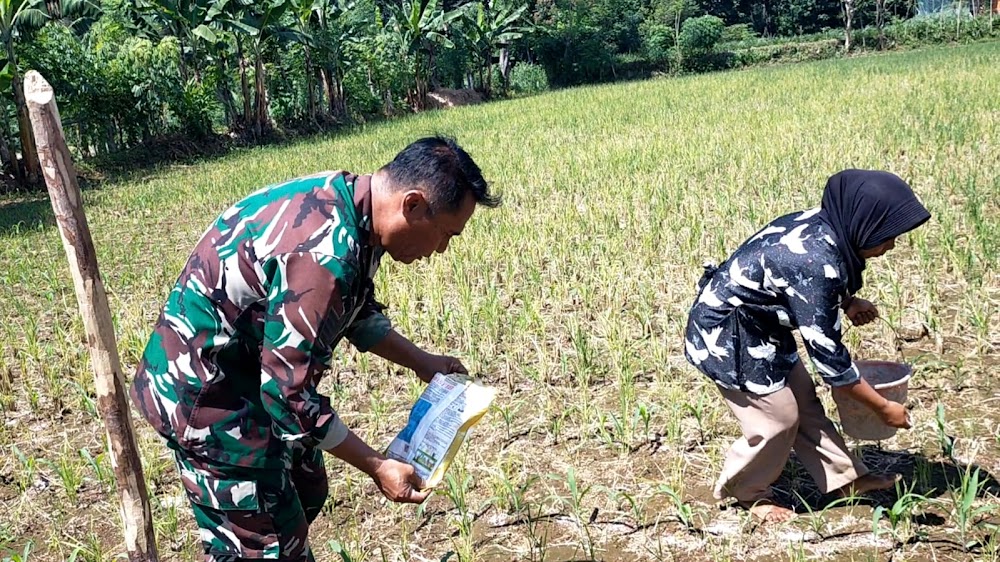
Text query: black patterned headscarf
819 170 931 295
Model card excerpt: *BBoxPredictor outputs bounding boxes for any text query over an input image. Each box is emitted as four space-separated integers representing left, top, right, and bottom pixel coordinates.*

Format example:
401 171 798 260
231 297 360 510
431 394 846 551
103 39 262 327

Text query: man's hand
877 400 911 429
414 352 468 384
372 459 430 504
845 297 879 326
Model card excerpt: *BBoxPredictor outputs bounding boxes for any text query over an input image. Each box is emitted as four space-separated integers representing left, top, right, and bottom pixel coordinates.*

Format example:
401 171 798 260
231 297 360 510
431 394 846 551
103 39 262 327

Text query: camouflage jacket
130 171 391 469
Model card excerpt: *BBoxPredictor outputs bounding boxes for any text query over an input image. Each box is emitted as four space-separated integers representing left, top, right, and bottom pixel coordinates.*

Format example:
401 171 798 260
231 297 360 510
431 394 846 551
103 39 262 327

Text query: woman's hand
845 297 879 326
877 400 911 429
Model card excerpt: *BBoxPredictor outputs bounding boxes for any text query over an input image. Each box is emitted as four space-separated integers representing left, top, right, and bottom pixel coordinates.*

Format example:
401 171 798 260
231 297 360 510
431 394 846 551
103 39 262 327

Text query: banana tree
194 28 241 131
132 0 221 82
208 0 299 137
193 0 254 131
312 0 358 120
461 0 526 97
289 0 318 123
0 0 47 185
137 0 248 132
0 61 20 185
386 0 465 110
236 0 297 137
43 0 101 35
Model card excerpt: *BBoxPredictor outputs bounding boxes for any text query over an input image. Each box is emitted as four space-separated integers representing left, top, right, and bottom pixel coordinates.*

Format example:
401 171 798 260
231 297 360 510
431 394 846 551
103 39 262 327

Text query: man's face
381 190 476 264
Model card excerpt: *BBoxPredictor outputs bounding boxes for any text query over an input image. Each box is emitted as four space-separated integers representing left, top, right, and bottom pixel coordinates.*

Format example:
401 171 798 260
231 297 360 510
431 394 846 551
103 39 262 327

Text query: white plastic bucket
833 360 912 441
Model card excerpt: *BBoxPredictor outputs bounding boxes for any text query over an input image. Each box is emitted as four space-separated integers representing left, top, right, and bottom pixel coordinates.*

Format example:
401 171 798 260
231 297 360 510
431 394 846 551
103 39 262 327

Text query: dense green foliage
0 0 995 189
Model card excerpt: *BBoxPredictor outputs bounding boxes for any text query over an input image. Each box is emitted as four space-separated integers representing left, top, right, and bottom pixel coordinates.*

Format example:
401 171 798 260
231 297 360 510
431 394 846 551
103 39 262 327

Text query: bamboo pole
25 70 159 562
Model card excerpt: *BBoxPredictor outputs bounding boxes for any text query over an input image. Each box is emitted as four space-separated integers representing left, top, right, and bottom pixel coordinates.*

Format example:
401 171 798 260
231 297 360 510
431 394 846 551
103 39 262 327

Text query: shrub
722 23 757 44
678 16 729 72
734 38 842 67
678 15 725 55
641 22 675 65
509 63 549 96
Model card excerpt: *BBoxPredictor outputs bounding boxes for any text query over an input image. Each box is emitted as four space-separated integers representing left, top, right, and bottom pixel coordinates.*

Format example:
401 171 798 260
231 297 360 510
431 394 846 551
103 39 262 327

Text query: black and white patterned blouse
684 209 861 395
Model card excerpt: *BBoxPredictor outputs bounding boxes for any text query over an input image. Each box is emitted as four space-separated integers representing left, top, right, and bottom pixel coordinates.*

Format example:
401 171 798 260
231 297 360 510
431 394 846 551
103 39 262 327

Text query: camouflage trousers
174 443 329 561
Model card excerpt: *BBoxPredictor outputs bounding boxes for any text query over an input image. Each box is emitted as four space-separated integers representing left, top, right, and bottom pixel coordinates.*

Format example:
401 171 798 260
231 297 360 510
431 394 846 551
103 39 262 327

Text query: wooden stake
25 70 159 562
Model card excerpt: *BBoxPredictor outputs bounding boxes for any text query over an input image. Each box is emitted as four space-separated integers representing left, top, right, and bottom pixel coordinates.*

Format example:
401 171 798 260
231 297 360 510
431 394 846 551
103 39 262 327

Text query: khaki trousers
713 361 869 503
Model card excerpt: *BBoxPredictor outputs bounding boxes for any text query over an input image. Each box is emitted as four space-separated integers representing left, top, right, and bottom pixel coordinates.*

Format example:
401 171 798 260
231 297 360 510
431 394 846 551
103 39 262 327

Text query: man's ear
402 190 428 217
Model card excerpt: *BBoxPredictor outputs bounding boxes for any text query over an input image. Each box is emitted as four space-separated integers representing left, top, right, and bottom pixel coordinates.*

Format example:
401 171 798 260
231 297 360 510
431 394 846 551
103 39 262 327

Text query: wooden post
25 71 160 562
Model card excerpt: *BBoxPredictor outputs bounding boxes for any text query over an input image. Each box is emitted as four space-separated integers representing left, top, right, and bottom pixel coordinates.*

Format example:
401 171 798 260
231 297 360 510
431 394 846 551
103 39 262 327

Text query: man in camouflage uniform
130 136 501 561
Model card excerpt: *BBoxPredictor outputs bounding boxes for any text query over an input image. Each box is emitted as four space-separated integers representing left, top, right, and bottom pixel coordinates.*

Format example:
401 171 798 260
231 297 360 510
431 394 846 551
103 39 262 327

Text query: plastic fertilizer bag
386 373 496 489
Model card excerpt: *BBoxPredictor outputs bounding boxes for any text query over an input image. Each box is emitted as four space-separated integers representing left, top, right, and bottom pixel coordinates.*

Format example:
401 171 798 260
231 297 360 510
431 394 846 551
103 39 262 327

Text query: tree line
0 0 990 189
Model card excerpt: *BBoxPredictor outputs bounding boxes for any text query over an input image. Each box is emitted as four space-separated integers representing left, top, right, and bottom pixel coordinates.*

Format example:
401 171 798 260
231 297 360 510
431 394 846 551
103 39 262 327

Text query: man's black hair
383 135 501 212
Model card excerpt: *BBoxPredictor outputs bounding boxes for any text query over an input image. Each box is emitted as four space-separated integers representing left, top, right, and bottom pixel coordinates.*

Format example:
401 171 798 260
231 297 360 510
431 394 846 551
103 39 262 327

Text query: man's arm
259 252 433 501
260 252 354 450
343 279 468 382
369 330 468 383
342 277 393 352
326 430 430 503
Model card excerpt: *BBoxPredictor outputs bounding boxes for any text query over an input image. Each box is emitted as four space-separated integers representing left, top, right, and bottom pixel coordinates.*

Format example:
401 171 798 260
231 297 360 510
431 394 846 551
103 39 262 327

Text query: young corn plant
486 463 538 555
656 484 698 531
596 411 630 452
793 491 858 539
546 407 571 445
327 539 375 562
79 449 113 491
11 445 36 493
63 533 107 562
487 465 537 521
68 381 97 417
0 361 13 411
786 540 808 562
634 402 655 447
936 402 955 459
367 388 390 436
684 394 711 444
47 445 85 504
443 471 476 562
524 500 550 562
493 400 523 442
949 464 996 552
41 364 64 413
872 480 930 546
912 456 936 494
608 487 655 529
550 468 597 560
642 521 677 562
981 525 1000 562
2 541 33 562
152 500 182 548
0 523 14 553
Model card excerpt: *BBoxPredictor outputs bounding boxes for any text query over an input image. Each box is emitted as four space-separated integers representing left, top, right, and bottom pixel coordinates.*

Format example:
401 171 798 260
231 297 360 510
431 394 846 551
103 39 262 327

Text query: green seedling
550 468 597 560
793 491 858 539
656 484 697 530
2 541 33 562
950 465 996 551
634 402 654 444
12 445 36 493
936 402 955 459
872 480 929 545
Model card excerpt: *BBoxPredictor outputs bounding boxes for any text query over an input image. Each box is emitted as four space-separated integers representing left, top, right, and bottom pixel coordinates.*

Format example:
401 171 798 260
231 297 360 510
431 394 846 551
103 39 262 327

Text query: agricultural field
1 42 998 561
